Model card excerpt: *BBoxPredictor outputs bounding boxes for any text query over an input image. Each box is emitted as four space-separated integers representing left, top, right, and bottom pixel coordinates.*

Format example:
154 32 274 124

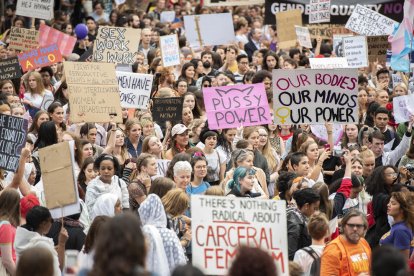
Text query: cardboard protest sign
0 57 22 80
343 36 368 68
272 69 358 124
184 13 235 48
192 196 288 275
276 9 302 49
264 0 404 25
203 83 271 130
152 97 183 122
93 27 141 64
0 114 28 172
309 0 331 24
204 0 264 6
17 44 62 72
393 95 414 123
295 26 312 48
64 62 123 123
345 4 397 36
309 57 349 69
39 141 77 209
8 27 39 52
160 34 180 67
367 35 389 62
16 0 53 20
116 71 153 109
306 24 353 40
38 24 77 57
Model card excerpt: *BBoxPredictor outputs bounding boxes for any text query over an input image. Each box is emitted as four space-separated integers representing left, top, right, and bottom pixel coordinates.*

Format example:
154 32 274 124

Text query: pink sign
39 24 76 57
203 83 272 130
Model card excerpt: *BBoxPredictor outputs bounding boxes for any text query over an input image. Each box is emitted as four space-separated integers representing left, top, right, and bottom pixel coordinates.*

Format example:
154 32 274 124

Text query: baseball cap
171 124 188 136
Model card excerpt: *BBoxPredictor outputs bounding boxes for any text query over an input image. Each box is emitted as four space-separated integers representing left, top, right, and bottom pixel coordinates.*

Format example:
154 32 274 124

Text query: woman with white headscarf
92 193 121 220
138 194 186 276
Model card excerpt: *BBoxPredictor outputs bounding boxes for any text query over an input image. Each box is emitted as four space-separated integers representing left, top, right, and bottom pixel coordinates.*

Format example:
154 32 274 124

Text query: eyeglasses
346 223 365 230
385 172 398 177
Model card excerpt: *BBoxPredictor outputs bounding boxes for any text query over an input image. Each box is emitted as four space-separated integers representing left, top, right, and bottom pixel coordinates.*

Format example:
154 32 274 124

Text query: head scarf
92 193 118 220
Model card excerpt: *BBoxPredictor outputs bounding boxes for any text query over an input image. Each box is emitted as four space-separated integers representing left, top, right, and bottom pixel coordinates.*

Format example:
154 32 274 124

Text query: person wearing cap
165 124 191 160
200 127 226 186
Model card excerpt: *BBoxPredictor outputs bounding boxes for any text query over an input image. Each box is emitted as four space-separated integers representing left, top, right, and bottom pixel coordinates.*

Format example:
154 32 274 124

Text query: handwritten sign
0 114 28 172
393 94 414 123
272 69 358 124
116 71 153 109
343 36 368 68
392 73 403 87
345 4 397 36
367 35 389 62
160 34 180 67
64 62 123 123
0 57 22 80
151 159 171 180
276 9 302 49
295 26 312 48
39 24 77 57
9 27 39 52
205 0 264 6
16 0 53 20
152 97 183 123
307 24 353 40
93 27 141 64
309 57 349 69
203 83 271 130
17 44 62 72
309 0 330 24
192 196 288 275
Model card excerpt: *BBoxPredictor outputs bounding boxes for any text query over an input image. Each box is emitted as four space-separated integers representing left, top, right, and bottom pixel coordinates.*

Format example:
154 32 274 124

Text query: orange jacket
321 235 371 276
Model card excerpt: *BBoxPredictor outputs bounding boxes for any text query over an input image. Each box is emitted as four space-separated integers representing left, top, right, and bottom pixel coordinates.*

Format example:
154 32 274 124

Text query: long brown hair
0 189 21 227
391 191 414 231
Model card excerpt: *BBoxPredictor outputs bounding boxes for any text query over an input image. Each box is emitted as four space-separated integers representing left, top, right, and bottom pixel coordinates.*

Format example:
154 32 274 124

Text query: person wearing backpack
293 212 329 276
321 209 371 276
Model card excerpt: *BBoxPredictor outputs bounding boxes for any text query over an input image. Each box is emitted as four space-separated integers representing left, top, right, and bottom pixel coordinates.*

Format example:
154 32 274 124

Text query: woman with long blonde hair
23 71 53 109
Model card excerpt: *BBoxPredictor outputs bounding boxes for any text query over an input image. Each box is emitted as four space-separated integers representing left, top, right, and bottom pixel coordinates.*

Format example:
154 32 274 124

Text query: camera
405 164 414 173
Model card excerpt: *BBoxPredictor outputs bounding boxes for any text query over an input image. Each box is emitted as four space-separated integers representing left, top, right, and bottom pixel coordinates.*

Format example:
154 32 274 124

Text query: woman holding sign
22 72 53 110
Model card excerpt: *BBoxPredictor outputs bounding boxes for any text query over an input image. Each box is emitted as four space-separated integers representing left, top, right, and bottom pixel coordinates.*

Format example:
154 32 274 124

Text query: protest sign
392 73 403 87
116 71 153 109
343 36 368 68
367 35 389 62
8 27 39 52
264 0 404 25
184 13 235 48
306 24 353 40
205 0 264 6
203 83 271 130
393 95 414 123
93 27 141 64
160 34 180 67
333 34 352 57
192 196 288 275
152 97 183 122
160 11 175 23
39 141 78 209
40 93 55 111
18 44 62 72
310 124 344 144
151 159 171 180
345 4 398 36
16 0 53 20
309 0 331 24
272 69 358 124
0 57 22 80
309 57 349 69
38 24 77 57
276 9 302 49
64 62 123 123
0 114 28 172
295 26 312 48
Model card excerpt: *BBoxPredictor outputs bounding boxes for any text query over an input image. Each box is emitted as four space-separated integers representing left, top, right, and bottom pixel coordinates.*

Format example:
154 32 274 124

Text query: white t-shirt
24 90 53 109
293 244 325 276
204 150 226 182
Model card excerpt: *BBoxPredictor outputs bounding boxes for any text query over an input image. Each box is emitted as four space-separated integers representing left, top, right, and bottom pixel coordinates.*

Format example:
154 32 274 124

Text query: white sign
333 34 352 57
309 0 331 24
392 73 403 87
272 69 358 124
184 13 236 48
345 4 397 36
343 36 368 68
309 57 349 69
393 94 414 123
160 11 176 23
160 34 181 67
192 196 288 275
295 26 312 48
16 0 53 20
115 71 153 109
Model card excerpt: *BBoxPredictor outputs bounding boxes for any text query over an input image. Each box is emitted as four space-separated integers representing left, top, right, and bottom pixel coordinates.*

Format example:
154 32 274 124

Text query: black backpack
302 247 321 276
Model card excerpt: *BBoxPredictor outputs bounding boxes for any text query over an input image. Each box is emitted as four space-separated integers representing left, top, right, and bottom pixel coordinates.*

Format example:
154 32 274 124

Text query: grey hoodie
14 226 61 276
